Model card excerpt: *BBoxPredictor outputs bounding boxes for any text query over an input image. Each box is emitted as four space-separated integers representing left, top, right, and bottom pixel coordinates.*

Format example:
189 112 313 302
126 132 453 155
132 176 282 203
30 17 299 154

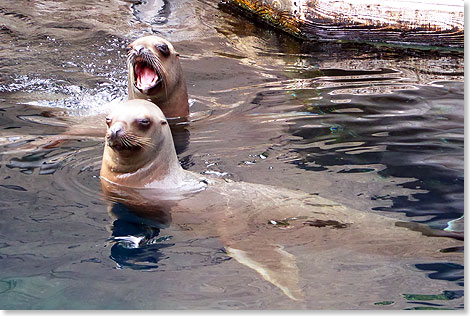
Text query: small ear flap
126 45 132 53
161 120 168 126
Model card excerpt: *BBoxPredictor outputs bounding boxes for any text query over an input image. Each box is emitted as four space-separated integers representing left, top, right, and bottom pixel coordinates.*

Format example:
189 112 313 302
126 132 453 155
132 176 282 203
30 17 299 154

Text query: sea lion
100 99 198 189
127 35 189 118
16 36 191 155
100 99 463 302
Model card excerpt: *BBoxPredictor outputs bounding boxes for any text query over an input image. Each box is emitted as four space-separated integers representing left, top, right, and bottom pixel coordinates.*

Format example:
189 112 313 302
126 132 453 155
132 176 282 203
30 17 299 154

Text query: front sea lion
100 99 463 302
127 36 189 118
100 99 199 189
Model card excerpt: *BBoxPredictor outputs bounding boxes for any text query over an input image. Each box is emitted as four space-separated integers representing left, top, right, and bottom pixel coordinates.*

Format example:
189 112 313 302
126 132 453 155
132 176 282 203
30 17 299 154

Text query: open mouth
134 58 161 92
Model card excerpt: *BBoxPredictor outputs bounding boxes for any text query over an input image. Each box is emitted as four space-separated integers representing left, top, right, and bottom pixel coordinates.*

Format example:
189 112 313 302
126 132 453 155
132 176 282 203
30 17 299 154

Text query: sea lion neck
151 82 189 118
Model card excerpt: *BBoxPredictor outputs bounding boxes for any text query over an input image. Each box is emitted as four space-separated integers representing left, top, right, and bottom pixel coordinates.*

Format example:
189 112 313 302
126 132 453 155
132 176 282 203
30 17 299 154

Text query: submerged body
100 100 463 301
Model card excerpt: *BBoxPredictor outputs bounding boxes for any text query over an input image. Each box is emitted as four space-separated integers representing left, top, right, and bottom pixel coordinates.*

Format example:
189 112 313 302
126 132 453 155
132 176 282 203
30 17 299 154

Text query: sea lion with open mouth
100 99 463 302
21 36 191 153
127 35 189 119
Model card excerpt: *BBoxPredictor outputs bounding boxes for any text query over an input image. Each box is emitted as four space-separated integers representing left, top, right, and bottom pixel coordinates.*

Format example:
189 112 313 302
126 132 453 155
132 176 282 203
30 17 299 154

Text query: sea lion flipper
225 244 304 301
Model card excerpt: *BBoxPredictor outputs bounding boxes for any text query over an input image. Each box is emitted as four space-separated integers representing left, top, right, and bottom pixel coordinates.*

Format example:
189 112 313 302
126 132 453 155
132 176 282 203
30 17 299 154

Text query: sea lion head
127 36 189 118
101 99 179 183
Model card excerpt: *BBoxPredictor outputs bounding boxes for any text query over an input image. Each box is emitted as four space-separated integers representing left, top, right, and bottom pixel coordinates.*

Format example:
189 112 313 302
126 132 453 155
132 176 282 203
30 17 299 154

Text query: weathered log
222 0 464 49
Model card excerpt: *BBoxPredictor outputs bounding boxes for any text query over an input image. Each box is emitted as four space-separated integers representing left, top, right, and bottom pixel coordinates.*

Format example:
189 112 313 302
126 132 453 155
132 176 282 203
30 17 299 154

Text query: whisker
121 138 131 148
120 132 155 149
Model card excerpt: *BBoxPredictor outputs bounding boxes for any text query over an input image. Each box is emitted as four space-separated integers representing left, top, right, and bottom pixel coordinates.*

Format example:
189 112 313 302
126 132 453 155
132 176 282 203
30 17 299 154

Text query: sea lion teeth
135 62 159 91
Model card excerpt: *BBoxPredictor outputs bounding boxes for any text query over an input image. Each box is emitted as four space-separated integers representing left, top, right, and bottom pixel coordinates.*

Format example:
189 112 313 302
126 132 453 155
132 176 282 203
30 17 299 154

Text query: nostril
134 45 144 54
110 127 123 140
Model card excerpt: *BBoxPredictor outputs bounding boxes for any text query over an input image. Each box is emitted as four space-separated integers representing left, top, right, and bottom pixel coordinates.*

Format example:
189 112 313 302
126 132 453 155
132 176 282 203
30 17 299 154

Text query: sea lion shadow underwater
100 99 463 301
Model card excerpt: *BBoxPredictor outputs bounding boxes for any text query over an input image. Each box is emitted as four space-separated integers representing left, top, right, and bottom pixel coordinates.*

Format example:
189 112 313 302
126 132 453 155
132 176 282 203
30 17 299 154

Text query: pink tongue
137 65 158 88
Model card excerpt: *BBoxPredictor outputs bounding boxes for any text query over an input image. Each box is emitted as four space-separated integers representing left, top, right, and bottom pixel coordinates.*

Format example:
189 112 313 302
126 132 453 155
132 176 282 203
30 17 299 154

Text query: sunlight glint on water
0 0 463 310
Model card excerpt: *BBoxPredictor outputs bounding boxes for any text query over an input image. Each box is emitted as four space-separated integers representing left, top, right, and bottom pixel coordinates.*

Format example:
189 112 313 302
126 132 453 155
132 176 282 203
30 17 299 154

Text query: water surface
0 0 464 309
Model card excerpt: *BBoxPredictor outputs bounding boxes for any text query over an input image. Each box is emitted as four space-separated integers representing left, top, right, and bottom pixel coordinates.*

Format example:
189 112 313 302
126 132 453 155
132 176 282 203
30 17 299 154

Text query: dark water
0 0 464 310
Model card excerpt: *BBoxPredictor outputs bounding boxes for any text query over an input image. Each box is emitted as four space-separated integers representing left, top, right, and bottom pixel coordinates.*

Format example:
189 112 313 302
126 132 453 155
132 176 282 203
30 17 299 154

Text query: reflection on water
0 0 464 310
108 202 232 271
286 81 463 228
109 203 170 270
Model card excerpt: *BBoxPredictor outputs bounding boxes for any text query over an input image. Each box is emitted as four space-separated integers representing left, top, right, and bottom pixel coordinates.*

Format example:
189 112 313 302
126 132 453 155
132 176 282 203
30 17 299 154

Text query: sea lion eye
137 118 151 127
105 116 112 126
156 43 170 57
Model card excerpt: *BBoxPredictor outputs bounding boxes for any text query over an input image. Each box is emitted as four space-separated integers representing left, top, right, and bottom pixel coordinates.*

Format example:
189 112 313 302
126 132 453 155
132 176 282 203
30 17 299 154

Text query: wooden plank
222 0 464 48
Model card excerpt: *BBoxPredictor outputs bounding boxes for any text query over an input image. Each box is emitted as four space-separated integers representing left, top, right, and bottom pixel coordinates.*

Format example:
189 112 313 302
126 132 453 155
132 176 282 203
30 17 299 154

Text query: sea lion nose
109 123 125 141
110 129 121 140
134 45 144 54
